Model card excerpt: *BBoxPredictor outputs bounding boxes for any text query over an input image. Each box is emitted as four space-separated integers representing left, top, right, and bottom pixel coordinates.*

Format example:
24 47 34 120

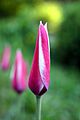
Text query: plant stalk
36 96 41 120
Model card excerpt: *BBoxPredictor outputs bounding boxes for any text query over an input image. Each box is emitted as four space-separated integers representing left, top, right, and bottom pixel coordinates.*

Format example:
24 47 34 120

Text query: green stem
36 96 41 120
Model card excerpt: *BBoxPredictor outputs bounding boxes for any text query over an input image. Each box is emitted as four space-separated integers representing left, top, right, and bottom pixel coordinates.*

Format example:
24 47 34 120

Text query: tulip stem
36 96 41 120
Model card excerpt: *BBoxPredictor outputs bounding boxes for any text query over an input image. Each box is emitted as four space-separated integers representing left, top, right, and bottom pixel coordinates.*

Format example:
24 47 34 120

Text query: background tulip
1 46 11 70
29 21 50 96
10 50 27 94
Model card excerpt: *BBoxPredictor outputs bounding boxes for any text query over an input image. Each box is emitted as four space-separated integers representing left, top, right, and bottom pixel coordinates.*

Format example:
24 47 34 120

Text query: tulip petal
1 46 11 70
11 50 27 94
29 22 50 96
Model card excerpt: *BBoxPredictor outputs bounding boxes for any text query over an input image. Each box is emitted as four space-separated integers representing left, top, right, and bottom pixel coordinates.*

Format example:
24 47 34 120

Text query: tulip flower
29 21 50 120
1 46 11 70
10 50 27 94
29 21 50 96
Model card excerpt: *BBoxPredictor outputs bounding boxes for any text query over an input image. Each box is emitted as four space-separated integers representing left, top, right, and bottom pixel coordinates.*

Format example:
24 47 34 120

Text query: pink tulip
1 46 11 70
29 21 50 96
10 50 27 94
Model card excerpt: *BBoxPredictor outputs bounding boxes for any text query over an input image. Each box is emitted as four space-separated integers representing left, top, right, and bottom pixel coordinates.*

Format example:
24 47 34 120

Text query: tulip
10 50 27 94
1 46 11 70
29 21 50 96
29 21 50 120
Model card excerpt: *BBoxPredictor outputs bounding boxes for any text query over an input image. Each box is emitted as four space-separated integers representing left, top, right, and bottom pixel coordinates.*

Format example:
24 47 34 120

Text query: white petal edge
39 28 45 93
44 22 50 53
17 57 22 90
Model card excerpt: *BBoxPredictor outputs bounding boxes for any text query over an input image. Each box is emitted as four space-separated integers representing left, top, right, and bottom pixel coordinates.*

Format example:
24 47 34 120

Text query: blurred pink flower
1 46 11 70
10 50 27 94
29 21 50 96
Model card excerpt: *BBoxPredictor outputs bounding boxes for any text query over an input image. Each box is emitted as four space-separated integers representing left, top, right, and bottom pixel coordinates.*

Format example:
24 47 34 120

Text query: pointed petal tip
40 21 42 25
39 21 48 31
45 22 47 26
17 48 22 53
16 49 22 58
44 22 48 31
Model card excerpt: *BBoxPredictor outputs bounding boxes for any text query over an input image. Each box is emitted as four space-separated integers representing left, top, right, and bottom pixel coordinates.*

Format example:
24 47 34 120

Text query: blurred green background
0 0 80 120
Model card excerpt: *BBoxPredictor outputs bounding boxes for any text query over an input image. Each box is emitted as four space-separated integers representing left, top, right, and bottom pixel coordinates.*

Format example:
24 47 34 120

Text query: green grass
0 62 80 120
0 2 80 120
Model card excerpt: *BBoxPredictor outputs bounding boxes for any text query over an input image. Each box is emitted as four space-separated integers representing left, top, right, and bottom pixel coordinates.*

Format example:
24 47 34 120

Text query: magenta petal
29 21 50 96
11 50 27 94
1 46 11 70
